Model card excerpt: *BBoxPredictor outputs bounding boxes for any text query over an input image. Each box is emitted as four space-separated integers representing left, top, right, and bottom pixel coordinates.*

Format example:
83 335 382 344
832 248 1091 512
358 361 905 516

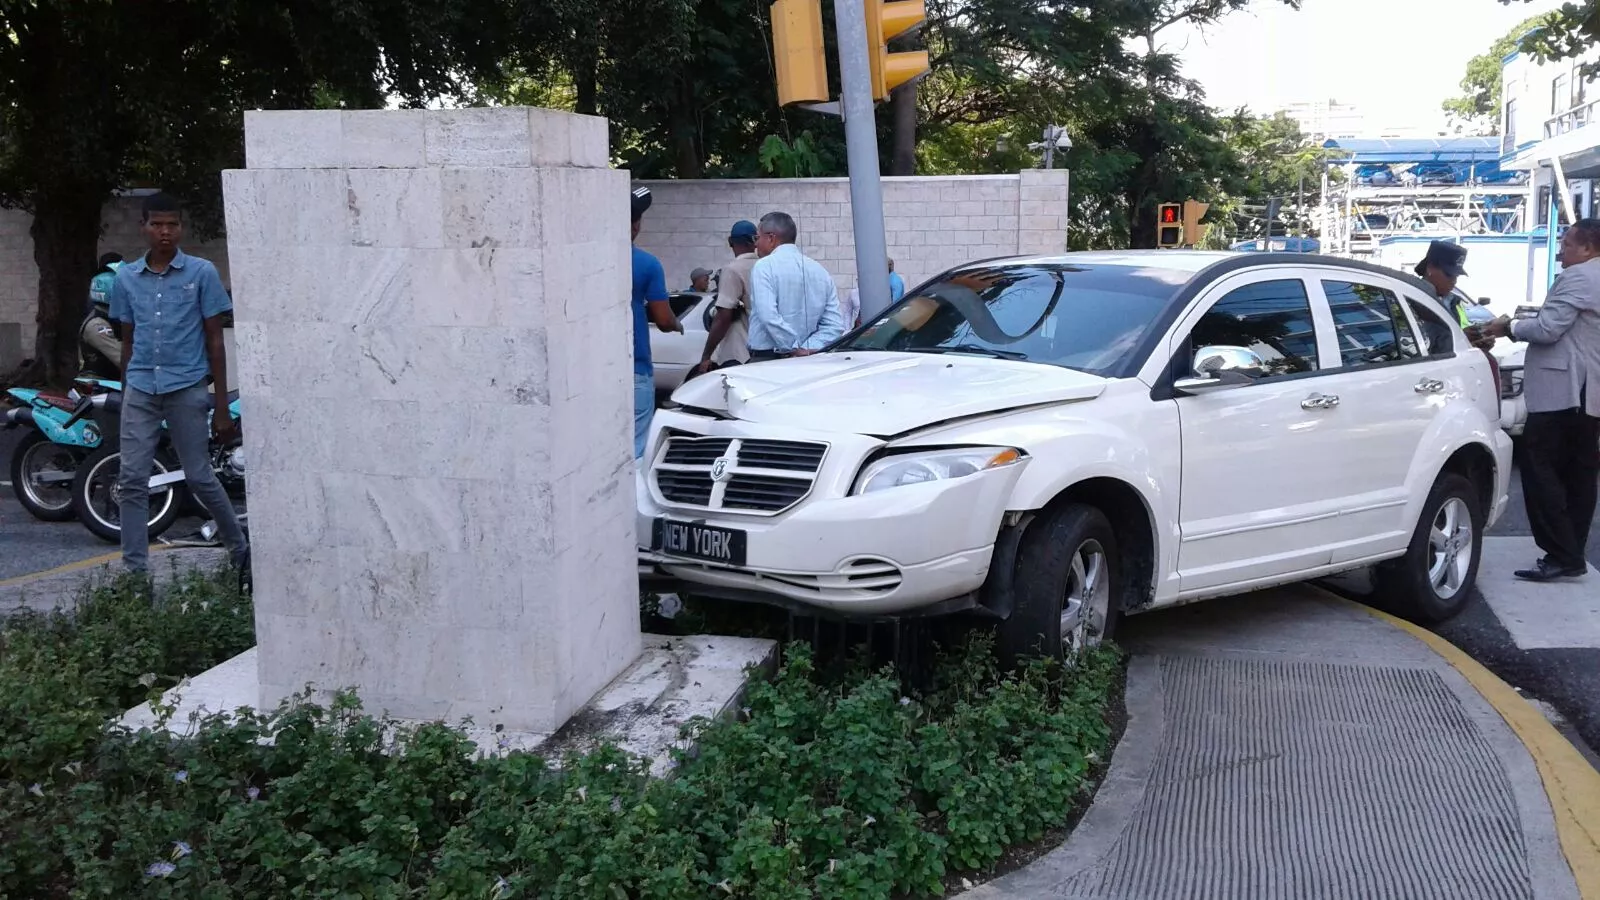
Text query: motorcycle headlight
853 447 1023 495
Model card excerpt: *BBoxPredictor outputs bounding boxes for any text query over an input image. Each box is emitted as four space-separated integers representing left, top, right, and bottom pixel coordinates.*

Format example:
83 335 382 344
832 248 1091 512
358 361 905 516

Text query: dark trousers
1519 404 1600 570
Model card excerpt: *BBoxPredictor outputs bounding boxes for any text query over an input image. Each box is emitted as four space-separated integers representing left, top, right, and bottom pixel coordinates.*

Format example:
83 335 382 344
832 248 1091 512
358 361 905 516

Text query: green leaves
3 584 1123 898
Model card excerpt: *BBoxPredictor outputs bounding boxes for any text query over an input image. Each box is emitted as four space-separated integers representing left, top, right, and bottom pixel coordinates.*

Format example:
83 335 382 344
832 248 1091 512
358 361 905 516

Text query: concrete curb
1346 594 1600 899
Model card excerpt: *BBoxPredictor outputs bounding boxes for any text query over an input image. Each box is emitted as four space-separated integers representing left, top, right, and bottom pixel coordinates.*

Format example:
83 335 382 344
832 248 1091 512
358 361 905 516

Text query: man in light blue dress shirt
748 212 844 360
108 193 248 582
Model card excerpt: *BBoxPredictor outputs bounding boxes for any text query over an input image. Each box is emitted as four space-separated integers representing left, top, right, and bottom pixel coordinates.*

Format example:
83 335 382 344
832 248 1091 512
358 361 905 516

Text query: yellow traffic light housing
1157 203 1183 248
865 0 929 101
1181 200 1210 247
772 0 830 106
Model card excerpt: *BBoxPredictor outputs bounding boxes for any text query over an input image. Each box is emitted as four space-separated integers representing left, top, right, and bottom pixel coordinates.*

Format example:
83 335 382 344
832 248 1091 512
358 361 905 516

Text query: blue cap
730 220 758 240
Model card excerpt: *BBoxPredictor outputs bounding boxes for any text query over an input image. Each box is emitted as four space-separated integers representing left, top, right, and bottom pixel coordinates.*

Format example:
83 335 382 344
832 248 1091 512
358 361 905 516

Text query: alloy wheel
1059 539 1111 654
1427 497 1474 599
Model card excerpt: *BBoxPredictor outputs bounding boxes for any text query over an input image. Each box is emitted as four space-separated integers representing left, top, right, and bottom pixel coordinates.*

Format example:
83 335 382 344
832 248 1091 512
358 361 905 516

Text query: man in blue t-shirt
888 257 906 303
630 187 681 459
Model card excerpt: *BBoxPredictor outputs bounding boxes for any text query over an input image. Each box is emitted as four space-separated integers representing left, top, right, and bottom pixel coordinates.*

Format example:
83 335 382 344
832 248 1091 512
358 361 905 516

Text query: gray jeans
118 382 247 573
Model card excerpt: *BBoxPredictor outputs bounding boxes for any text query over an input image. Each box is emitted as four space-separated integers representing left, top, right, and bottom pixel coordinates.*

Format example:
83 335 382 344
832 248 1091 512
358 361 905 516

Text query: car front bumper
636 449 1026 617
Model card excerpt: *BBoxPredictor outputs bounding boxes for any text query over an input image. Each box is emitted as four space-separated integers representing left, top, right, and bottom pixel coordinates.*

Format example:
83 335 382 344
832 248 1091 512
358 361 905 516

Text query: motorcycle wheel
70 445 185 544
10 431 84 522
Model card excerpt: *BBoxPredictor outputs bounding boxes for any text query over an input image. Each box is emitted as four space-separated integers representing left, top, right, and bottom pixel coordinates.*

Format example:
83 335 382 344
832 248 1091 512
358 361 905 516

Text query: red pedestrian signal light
1157 203 1183 248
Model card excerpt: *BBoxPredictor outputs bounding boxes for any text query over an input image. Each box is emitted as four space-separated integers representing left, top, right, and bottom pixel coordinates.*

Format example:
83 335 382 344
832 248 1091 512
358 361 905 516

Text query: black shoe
1513 559 1587 582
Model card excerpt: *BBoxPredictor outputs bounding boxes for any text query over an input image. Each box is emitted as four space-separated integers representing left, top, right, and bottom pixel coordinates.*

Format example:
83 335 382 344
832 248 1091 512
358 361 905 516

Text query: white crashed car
648 291 718 393
637 251 1513 660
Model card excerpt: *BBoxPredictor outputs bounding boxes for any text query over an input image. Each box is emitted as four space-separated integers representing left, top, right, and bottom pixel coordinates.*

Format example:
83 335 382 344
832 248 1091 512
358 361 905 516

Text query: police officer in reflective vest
1415 240 1496 350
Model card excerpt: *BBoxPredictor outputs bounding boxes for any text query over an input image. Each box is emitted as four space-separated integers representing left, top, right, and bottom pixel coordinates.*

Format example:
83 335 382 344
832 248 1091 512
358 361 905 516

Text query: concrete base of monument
119 634 778 776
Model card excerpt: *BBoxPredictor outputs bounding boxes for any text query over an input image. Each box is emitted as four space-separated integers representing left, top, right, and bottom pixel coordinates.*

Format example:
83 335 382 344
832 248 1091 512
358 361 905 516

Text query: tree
1503 0 1600 65
0 1 511 384
1445 13 1556 133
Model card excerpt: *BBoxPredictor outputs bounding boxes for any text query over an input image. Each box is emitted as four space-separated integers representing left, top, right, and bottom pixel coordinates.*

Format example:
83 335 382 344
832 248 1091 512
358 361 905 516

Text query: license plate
653 518 747 566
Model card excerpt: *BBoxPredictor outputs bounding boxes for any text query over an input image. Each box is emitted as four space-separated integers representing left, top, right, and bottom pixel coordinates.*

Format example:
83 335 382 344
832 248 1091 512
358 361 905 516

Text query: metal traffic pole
832 0 893 322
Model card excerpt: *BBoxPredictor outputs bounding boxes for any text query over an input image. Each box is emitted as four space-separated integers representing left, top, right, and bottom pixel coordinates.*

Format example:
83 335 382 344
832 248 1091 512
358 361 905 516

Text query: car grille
653 435 827 514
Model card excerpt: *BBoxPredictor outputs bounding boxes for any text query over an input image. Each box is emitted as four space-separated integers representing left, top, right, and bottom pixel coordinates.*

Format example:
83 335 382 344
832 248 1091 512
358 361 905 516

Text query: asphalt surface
1427 444 1600 760
0 426 216 581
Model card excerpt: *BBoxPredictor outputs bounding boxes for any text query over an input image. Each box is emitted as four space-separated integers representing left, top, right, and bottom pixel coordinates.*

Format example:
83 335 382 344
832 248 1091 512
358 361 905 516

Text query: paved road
0 426 215 581
1434 447 1600 759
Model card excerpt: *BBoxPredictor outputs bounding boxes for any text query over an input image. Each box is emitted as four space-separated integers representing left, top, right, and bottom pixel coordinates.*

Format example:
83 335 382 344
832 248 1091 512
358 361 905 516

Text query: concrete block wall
0 199 229 365
228 107 639 734
634 169 1070 294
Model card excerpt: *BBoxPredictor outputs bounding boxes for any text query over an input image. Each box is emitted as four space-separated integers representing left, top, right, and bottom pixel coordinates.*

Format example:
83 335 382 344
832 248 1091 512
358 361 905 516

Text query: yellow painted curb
0 545 175 589
1346 596 1600 898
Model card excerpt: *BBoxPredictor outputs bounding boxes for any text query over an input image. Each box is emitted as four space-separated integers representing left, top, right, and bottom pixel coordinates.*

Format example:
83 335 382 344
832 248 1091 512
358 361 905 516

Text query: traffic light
1157 203 1182 248
771 0 830 106
866 0 929 101
1181 200 1210 247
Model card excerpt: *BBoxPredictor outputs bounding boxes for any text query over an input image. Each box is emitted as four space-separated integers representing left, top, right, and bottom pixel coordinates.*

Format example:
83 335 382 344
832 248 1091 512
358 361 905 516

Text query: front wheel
996 504 1122 666
9 431 84 521
70 446 185 544
1375 472 1483 624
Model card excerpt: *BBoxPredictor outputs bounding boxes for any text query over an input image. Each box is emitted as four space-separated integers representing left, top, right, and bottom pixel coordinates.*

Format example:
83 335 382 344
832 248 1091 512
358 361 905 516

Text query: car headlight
854 447 1022 495
1500 366 1524 399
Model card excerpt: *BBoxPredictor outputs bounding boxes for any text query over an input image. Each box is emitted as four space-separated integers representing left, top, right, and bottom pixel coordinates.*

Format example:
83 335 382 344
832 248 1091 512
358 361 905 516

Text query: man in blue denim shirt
629 187 681 459
108 193 248 582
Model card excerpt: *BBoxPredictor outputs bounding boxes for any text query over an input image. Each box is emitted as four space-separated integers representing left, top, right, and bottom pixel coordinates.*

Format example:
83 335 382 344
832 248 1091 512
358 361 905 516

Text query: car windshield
834 262 1185 375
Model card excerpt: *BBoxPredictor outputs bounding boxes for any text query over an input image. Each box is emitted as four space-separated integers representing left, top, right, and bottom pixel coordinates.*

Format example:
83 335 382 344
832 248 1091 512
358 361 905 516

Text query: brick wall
0 196 229 365
633 170 1070 293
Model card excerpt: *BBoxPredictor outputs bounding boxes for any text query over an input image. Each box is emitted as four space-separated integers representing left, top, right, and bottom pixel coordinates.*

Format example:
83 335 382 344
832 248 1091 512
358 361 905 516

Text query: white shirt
749 244 844 352
841 287 861 330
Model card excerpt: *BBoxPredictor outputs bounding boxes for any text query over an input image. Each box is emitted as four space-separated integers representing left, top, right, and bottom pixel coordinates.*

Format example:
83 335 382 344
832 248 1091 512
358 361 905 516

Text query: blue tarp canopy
1320 138 1502 166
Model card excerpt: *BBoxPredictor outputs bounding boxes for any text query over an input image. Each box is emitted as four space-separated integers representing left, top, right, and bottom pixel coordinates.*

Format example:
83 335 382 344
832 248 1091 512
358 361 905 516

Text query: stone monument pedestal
223 107 644 734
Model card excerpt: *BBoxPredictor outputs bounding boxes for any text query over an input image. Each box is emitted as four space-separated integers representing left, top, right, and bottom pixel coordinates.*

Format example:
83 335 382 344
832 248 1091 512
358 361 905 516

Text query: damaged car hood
669 351 1107 436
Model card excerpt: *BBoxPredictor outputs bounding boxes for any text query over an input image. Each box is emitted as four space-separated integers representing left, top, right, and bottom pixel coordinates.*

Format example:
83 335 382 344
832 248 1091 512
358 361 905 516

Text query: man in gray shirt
1485 218 1600 581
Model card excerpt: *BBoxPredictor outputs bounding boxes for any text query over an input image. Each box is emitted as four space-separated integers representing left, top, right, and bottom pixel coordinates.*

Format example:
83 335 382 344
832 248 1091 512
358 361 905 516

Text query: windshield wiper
906 344 1030 361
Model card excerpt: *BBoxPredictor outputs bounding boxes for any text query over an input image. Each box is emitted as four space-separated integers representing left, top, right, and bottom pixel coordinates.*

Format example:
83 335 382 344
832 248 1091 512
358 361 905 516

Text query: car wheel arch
984 476 1159 621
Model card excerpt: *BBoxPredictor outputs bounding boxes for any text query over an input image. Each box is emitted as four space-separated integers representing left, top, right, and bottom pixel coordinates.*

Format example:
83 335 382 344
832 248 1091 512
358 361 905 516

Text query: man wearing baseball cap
690 220 759 377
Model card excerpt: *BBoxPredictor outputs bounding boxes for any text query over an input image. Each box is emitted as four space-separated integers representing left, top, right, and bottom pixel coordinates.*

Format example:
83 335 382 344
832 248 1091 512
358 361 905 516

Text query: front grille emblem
710 455 733 482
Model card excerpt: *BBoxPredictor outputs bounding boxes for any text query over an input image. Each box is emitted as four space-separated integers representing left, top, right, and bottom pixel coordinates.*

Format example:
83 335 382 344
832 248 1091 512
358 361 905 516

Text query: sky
1164 0 1568 131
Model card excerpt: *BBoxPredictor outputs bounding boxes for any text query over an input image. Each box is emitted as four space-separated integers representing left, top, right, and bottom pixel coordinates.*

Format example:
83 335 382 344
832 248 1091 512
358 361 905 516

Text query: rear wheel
996 504 1122 666
1375 472 1483 624
9 431 83 521
70 446 185 544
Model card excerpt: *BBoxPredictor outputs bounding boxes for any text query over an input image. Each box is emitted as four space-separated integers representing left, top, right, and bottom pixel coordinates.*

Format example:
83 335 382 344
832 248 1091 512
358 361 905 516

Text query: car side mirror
1174 345 1266 395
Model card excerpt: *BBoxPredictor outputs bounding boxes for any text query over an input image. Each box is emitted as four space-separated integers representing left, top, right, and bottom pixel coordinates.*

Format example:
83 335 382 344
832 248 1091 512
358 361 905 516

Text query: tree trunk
29 192 103 387
670 73 703 178
574 49 599 116
889 82 918 176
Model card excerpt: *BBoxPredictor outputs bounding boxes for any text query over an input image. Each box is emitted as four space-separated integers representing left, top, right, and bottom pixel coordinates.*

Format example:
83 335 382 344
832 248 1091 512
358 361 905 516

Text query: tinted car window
1323 280 1421 367
1408 298 1455 356
1189 279 1319 378
837 263 1181 375
668 293 701 319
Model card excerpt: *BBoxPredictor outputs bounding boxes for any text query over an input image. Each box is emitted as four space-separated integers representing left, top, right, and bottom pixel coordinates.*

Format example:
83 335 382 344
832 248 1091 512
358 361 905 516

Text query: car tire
9 431 83 521
1375 472 1483 625
996 503 1122 666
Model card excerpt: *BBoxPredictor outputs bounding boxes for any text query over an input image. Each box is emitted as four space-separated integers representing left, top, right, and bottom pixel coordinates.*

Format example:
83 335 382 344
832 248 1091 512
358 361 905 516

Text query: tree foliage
1445 12 1557 133
1504 0 1600 65
0 0 512 382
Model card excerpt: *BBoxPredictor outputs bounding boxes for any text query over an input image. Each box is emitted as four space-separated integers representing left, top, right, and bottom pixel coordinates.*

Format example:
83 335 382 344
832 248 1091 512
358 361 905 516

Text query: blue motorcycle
63 388 245 543
4 376 122 521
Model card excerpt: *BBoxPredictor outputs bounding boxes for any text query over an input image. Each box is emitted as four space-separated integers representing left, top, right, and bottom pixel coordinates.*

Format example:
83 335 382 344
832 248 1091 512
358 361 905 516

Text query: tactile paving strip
1060 656 1533 900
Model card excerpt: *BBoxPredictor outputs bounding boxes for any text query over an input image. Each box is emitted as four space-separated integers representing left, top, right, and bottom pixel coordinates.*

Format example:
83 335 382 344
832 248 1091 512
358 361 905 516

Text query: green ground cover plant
1 574 1120 899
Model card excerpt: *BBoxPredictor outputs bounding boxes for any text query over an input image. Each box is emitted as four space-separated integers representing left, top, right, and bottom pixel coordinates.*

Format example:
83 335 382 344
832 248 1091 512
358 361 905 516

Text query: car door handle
1301 393 1339 410
1414 378 1446 394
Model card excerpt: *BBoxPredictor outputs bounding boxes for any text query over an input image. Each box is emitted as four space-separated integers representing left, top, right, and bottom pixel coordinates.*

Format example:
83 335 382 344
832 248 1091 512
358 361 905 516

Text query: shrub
2 574 1121 899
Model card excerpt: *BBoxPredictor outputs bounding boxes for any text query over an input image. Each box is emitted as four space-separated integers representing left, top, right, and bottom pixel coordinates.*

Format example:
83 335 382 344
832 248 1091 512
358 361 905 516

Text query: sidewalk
965 584 1600 900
